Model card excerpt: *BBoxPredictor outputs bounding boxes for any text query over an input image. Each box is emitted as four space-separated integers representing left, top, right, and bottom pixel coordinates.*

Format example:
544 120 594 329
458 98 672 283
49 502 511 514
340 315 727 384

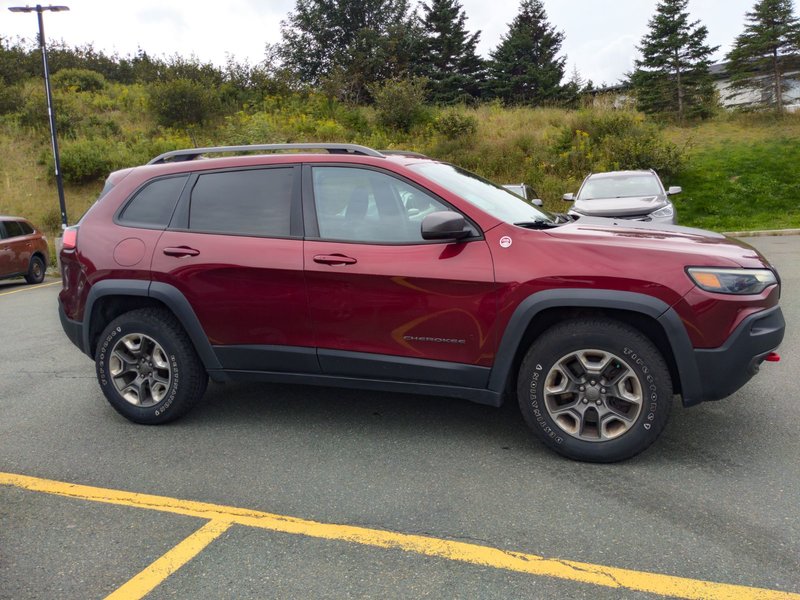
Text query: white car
563 170 681 224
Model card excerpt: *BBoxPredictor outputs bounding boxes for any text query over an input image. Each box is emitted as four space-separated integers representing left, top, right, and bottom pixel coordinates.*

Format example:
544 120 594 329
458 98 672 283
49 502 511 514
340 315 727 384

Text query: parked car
563 170 681 224
502 183 544 206
58 144 784 463
0 215 48 284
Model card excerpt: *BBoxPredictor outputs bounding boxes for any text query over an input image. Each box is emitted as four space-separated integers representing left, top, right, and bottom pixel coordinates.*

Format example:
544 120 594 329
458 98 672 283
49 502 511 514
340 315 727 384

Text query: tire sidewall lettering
623 346 660 430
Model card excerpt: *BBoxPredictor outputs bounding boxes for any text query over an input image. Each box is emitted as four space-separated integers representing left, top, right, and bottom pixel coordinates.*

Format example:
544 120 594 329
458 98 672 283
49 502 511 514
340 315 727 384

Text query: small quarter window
119 175 188 228
18 222 34 235
189 168 293 237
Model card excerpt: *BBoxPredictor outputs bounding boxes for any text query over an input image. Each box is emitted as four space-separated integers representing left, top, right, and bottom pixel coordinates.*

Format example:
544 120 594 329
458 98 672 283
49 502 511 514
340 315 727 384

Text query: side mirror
531 198 543 207
667 186 682 195
562 193 575 202
421 211 471 241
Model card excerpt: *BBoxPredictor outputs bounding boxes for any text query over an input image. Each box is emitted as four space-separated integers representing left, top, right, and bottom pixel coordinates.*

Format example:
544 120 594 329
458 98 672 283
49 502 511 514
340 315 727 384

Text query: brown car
0 216 49 284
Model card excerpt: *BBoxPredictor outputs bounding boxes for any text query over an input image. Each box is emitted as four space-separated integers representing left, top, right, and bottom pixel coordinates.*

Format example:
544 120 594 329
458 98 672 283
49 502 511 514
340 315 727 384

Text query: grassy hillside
664 114 800 231
1 83 799 256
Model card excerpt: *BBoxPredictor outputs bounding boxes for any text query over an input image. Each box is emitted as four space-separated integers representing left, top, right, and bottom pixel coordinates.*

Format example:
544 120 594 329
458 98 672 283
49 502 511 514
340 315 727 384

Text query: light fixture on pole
9 4 70 229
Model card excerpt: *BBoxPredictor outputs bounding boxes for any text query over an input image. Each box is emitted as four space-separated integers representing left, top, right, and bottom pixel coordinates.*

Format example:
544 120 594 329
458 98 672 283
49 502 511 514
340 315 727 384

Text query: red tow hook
765 352 781 363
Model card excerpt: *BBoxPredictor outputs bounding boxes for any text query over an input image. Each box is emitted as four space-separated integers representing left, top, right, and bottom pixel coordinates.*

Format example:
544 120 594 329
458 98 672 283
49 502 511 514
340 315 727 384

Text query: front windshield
578 173 662 200
410 163 555 225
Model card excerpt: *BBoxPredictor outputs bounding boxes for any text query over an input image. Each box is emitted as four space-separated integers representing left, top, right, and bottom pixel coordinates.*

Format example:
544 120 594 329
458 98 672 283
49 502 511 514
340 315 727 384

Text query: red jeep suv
58 144 785 462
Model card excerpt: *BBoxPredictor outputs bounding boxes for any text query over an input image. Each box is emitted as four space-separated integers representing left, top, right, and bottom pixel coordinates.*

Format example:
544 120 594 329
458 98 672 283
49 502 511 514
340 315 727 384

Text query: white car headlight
687 268 777 295
650 203 674 218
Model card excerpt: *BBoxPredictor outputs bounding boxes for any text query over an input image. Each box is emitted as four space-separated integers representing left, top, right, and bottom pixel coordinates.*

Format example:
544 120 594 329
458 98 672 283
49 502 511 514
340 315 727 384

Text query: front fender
487 288 701 404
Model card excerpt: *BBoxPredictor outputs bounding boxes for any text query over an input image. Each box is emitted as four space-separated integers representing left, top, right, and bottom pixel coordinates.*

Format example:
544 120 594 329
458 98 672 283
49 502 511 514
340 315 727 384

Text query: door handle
163 246 200 257
313 254 357 266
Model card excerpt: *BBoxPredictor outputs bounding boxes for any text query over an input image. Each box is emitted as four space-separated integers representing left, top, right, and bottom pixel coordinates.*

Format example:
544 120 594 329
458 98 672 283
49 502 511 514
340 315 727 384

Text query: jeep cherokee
58 143 785 462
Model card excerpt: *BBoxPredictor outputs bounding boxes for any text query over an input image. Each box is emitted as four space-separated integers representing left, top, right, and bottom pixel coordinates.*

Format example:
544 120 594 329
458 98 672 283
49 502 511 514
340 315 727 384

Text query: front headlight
650 203 674 218
687 267 777 295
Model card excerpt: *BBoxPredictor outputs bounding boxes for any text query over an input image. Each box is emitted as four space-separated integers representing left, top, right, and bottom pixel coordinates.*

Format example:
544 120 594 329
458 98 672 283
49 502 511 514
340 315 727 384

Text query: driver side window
312 167 451 243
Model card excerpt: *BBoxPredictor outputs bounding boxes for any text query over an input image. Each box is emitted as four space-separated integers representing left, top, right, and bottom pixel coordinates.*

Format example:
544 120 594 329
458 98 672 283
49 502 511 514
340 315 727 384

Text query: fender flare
487 289 702 403
83 279 222 370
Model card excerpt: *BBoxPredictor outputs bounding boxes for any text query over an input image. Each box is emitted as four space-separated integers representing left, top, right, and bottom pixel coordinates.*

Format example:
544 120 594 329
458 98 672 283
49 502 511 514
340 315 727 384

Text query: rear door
0 222 12 276
1 220 27 274
152 165 317 373
303 165 497 387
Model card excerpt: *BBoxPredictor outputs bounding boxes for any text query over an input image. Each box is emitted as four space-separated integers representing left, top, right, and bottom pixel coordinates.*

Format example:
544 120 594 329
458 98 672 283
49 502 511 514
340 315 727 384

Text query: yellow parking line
0 280 59 297
104 519 232 600
2 471 798 600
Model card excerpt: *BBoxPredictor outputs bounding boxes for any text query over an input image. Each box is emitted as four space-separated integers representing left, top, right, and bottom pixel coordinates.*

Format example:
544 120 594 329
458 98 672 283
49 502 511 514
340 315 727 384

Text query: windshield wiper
514 220 560 230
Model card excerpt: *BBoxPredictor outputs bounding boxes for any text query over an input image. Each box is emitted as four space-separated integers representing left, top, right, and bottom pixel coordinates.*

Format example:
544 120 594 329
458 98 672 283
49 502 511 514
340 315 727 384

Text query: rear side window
19 222 34 235
189 168 293 237
118 175 188 228
4 221 24 238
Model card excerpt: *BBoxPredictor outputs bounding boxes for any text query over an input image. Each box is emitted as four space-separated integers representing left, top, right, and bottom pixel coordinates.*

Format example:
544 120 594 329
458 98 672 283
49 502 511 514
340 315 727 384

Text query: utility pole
9 4 70 229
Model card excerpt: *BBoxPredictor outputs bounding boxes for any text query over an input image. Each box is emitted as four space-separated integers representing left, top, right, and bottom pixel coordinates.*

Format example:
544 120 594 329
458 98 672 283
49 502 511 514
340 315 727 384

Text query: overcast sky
0 0 761 86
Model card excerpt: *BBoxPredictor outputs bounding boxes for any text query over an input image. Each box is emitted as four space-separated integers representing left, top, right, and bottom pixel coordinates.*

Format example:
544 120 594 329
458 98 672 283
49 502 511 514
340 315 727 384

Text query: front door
304 165 497 386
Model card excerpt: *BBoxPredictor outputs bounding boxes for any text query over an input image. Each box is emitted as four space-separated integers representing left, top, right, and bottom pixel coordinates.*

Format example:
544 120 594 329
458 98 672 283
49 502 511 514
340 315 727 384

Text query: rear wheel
25 255 45 284
95 308 208 424
517 318 672 462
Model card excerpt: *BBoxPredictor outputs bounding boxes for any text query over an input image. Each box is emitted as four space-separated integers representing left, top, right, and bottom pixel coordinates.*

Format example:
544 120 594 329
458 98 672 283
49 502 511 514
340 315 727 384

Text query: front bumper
683 305 785 405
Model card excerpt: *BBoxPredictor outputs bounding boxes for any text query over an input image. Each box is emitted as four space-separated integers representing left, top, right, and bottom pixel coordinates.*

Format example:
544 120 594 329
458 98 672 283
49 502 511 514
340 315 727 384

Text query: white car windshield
410 163 555 225
578 174 662 200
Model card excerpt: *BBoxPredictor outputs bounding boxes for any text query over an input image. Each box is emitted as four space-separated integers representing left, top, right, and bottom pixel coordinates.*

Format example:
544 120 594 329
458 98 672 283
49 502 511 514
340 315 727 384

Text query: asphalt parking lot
1 235 799 600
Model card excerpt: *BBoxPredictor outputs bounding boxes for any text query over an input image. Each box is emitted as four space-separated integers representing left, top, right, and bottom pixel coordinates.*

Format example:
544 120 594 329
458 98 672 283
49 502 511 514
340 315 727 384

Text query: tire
24 255 45 284
95 308 208 424
517 318 672 463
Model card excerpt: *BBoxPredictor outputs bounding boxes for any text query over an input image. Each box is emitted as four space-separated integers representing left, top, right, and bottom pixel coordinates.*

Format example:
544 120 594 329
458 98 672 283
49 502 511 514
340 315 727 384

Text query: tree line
1 0 799 120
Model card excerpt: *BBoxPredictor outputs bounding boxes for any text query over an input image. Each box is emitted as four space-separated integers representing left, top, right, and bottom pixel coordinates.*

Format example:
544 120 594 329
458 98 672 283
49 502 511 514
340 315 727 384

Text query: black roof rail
147 143 385 165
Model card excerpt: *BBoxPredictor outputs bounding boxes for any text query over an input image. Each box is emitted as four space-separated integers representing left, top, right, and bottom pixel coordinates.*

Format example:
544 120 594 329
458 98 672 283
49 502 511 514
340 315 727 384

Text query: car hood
543 216 770 268
573 195 667 217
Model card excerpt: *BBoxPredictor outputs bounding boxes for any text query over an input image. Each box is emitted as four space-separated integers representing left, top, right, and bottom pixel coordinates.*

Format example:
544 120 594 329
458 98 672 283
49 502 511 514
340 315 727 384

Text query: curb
722 228 800 238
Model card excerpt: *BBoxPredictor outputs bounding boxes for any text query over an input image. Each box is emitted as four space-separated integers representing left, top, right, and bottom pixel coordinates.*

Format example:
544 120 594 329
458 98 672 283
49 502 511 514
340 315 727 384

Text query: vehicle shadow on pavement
191 380 539 450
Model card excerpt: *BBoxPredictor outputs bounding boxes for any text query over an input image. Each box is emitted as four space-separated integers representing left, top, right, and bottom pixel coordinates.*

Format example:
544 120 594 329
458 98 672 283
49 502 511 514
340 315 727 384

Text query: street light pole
9 4 70 229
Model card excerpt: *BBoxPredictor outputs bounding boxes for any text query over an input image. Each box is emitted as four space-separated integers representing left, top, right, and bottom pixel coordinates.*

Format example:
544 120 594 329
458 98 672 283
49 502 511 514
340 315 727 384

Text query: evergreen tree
279 0 421 103
726 0 800 112
561 65 593 107
487 0 566 105
418 0 485 103
630 0 718 121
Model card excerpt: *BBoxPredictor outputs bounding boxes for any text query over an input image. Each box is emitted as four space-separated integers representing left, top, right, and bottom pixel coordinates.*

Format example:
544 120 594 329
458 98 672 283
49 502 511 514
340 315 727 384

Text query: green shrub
552 109 685 179
83 115 122 138
314 119 347 140
17 86 83 136
56 138 121 184
433 110 477 139
147 78 223 128
601 134 685 178
369 77 430 132
219 112 280 145
52 68 107 92
0 84 23 115
40 207 64 233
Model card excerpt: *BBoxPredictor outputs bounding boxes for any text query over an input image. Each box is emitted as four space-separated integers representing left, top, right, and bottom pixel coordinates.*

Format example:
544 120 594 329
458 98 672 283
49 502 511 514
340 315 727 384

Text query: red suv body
58 144 785 462
0 216 48 284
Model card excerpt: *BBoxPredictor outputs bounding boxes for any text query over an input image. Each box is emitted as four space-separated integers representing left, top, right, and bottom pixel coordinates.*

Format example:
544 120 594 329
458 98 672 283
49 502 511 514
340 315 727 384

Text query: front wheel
517 318 672 462
95 308 208 424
